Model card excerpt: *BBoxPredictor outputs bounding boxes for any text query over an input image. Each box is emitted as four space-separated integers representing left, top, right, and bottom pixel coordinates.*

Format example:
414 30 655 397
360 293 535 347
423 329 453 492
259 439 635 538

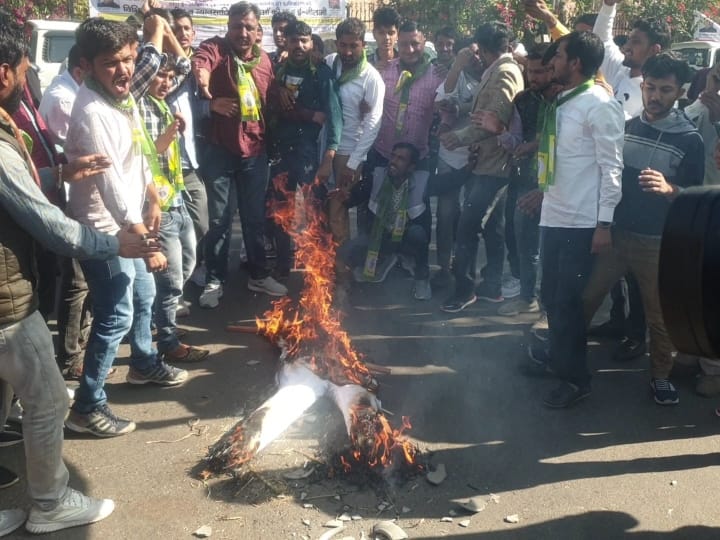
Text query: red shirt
193 36 273 157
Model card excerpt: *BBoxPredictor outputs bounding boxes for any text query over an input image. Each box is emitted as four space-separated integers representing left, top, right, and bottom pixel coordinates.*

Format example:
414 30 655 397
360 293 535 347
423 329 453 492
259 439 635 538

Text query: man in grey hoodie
582 52 704 406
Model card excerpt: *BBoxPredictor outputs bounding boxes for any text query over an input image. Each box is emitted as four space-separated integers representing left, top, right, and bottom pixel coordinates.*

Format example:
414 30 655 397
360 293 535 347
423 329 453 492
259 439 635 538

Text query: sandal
164 345 209 363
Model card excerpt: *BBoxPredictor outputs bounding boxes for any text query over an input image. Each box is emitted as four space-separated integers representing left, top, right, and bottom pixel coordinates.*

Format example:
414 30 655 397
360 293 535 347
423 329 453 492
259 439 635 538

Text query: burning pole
202 175 421 478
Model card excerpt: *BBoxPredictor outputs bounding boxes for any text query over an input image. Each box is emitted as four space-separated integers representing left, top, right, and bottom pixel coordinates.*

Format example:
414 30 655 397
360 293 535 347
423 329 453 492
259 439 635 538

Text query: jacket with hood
615 109 705 236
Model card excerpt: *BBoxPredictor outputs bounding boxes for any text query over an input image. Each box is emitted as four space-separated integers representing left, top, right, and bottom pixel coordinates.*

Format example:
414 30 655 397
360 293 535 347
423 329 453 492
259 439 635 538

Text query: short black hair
526 43 550 63
76 18 138 63
633 18 671 51
336 18 365 41
393 142 420 164
398 19 421 35
284 20 312 38
613 34 628 48
67 44 82 71
474 22 513 55
435 26 457 42
170 8 193 25
574 13 598 28
0 10 28 69
271 11 297 26
312 34 324 54
228 2 260 20
557 31 605 78
146 7 173 24
372 6 400 29
641 51 693 85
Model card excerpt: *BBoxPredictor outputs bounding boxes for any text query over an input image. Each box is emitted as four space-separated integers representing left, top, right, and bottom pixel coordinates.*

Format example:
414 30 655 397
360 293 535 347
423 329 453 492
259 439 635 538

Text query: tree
5 0 88 23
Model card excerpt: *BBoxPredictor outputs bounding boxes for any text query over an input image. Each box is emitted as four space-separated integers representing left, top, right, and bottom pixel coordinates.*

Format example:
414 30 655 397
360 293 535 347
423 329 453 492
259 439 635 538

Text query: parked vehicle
27 20 79 92
671 40 720 71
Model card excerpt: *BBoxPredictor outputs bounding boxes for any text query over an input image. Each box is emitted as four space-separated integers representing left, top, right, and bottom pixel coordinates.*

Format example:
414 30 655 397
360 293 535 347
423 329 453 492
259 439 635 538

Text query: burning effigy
201 175 421 480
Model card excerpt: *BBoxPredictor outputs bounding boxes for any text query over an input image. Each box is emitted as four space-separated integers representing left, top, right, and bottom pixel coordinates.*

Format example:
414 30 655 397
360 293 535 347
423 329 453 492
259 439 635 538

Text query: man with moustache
64 18 189 438
526 32 625 408
581 52 704 405
0 17 159 533
324 18 384 247
193 2 288 307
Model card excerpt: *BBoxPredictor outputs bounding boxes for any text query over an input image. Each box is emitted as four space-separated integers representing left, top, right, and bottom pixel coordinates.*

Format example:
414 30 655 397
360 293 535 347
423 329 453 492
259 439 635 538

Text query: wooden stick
225 324 259 334
364 362 392 375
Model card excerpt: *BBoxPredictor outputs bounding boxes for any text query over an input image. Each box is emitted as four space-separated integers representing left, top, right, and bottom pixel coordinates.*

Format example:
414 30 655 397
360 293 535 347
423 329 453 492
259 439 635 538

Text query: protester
193 2 288 308
368 6 401 70
526 31 625 408
269 11 297 65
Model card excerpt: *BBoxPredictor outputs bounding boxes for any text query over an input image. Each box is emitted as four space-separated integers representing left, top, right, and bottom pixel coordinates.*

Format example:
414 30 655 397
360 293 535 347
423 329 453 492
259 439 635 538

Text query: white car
27 19 79 92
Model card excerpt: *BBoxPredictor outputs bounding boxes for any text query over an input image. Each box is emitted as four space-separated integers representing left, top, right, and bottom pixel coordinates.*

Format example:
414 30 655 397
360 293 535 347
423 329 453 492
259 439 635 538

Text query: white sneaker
0 509 26 537
25 488 115 534
199 283 223 309
501 275 521 299
189 265 207 287
248 276 288 297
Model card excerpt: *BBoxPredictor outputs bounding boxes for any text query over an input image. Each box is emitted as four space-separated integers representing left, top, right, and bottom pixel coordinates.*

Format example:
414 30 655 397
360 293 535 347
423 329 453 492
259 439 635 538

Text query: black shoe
587 320 624 339
441 294 477 313
543 382 591 408
0 466 18 489
475 282 504 303
613 338 647 362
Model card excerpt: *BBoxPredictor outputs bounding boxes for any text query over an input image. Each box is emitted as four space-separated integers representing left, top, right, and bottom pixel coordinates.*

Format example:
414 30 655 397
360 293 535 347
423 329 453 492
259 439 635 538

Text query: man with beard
582 52 703 405
593 0 670 119
324 18 384 248
193 2 288 307
0 18 159 534
266 20 342 278
64 18 189 438
526 31 624 408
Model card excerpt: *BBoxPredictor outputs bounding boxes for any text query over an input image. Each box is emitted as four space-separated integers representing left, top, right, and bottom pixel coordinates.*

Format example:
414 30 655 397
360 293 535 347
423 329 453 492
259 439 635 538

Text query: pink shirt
373 58 444 161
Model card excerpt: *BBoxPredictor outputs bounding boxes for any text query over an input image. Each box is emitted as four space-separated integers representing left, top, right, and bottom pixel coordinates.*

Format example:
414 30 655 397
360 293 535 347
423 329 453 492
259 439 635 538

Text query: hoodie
614 109 705 236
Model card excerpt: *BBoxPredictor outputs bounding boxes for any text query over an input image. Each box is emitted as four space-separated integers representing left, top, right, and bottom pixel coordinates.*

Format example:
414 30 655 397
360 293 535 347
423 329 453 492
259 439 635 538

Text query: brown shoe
162 345 209 363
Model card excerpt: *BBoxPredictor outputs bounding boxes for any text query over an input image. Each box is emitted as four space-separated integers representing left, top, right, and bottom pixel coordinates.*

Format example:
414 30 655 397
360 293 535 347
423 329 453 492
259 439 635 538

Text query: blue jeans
74 257 158 414
203 143 269 282
154 205 196 353
512 186 540 302
452 174 508 298
541 227 595 387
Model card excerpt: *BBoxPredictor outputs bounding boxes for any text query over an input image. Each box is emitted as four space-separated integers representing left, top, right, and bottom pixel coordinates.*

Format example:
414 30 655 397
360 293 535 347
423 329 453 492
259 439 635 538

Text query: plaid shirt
131 43 191 101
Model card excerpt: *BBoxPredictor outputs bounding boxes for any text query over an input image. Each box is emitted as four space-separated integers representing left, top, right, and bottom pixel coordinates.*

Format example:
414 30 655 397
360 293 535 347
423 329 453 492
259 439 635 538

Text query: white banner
694 11 720 42
89 0 346 48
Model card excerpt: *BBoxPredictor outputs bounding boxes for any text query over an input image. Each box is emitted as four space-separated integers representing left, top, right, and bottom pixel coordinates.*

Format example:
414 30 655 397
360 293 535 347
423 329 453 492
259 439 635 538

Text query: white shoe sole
26 499 115 533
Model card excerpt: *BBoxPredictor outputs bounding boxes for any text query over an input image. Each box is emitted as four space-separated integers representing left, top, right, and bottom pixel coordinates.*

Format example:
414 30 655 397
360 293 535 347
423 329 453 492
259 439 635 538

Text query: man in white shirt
324 18 384 246
528 31 625 408
38 45 84 148
593 0 670 119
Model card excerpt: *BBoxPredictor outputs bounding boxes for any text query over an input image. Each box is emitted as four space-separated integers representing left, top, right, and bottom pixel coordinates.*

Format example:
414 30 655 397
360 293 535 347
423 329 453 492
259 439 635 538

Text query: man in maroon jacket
192 1 287 308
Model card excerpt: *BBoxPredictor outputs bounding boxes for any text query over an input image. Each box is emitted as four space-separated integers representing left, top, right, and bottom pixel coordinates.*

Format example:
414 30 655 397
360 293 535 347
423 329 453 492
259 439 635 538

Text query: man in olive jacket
439 22 524 312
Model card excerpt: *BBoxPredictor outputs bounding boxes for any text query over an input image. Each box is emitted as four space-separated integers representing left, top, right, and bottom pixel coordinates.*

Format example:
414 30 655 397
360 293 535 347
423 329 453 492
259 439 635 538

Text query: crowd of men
1 0 720 535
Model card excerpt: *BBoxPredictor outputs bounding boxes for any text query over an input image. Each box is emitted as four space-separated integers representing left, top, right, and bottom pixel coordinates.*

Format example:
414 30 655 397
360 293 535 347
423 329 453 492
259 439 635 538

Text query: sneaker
248 276 288 296
531 311 549 342
501 275 521 299
199 282 223 309
413 279 432 301
189 265 207 287
398 254 415 277
430 268 452 289
475 282 504 303
696 375 720 397
441 294 477 313
176 299 190 318
0 466 19 489
65 404 136 438
25 487 114 534
0 509 26 537
352 254 398 284
0 429 23 447
543 382 591 408
651 378 679 405
498 298 540 317
126 361 188 386
613 338 647 362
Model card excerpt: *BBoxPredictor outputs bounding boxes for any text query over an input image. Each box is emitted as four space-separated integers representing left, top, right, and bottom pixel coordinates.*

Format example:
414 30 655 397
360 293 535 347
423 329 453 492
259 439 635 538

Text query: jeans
203 144 269 282
56 256 91 369
452 174 508 298
512 186 540 302
582 229 674 379
0 311 69 508
337 208 432 280
154 205 196 354
267 139 322 274
74 257 158 414
182 169 209 266
541 227 595 387
432 158 465 272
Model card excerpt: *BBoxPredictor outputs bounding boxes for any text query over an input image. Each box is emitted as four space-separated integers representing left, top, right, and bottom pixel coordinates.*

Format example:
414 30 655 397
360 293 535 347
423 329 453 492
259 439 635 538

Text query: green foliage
5 0 88 22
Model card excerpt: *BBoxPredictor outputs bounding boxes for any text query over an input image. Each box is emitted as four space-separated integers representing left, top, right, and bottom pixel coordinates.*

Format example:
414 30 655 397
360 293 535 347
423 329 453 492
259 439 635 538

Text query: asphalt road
2 235 720 540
